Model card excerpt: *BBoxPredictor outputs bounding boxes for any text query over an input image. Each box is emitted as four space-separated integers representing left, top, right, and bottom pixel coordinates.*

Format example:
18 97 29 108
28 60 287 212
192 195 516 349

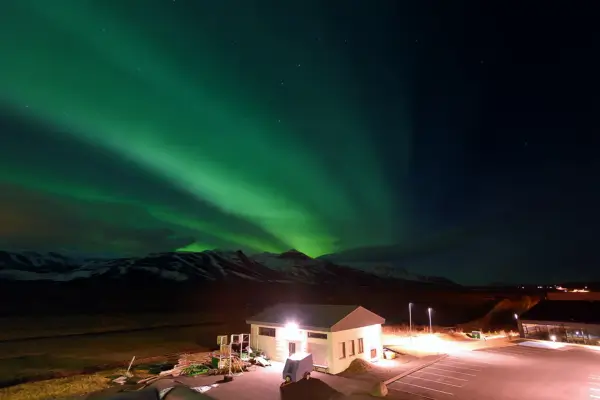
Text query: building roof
246 303 385 331
520 300 600 325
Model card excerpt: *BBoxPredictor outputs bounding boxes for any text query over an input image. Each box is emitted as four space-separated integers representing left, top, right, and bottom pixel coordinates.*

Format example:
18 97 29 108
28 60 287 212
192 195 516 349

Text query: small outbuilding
518 299 600 346
246 303 385 374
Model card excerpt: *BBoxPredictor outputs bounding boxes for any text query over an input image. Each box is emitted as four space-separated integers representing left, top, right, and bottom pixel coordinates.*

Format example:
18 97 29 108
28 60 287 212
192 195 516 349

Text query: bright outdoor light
514 313 518 320
282 321 301 340
285 322 298 330
550 335 557 342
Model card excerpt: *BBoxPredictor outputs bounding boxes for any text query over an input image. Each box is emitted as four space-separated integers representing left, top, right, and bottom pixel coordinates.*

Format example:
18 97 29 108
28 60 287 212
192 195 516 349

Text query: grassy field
0 312 222 341
0 319 245 388
0 373 111 400
0 310 250 400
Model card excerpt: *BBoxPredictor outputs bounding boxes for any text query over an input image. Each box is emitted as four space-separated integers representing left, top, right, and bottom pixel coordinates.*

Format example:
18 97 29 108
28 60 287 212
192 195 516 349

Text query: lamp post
428 307 433 334
408 303 413 341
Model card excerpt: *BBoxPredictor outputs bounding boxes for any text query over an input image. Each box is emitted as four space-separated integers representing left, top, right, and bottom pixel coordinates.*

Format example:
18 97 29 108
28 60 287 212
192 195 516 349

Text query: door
307 342 328 367
370 348 377 359
288 341 296 356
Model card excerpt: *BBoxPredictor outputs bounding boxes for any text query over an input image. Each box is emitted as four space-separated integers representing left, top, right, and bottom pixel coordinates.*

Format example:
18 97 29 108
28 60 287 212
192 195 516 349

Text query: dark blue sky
0 1 597 284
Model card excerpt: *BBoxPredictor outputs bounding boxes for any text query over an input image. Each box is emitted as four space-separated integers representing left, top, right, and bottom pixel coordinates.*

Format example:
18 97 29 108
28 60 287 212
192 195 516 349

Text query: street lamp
514 313 518 321
408 303 413 341
427 307 433 334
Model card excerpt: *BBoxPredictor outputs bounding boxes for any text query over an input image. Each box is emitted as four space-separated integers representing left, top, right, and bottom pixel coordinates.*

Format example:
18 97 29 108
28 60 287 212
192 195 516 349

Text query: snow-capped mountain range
0 249 455 286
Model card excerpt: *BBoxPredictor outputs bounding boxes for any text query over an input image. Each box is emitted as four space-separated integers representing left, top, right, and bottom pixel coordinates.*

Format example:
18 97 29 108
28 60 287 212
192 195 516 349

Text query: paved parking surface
388 353 489 399
388 342 600 400
590 373 600 399
145 343 600 399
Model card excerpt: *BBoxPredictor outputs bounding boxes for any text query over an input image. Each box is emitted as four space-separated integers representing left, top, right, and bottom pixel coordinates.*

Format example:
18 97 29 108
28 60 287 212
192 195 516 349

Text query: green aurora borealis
0 1 410 257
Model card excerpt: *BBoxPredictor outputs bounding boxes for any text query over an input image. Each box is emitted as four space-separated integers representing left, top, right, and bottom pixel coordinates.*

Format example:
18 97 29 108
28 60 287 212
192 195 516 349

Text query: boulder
370 381 388 397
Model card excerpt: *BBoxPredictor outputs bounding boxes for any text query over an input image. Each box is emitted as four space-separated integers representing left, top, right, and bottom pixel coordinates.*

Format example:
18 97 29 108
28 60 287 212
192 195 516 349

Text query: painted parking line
427 366 477 376
406 375 464 388
437 362 482 372
391 381 455 396
418 371 469 381
512 346 557 354
476 348 521 357
489 348 535 356
476 347 515 354
448 355 494 365
442 358 488 367
493 345 543 353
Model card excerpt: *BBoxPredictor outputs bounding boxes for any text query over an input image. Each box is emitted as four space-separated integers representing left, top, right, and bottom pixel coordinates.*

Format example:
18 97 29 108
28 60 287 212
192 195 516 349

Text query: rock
370 381 388 397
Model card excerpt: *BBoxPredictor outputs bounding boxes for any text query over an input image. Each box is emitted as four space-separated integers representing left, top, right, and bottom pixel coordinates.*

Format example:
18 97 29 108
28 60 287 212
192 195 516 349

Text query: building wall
329 324 383 375
250 324 278 360
331 307 386 332
250 324 330 364
520 321 600 346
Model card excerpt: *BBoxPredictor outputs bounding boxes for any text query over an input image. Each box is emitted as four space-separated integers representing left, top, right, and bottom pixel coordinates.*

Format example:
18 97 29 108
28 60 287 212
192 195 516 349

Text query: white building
246 303 385 374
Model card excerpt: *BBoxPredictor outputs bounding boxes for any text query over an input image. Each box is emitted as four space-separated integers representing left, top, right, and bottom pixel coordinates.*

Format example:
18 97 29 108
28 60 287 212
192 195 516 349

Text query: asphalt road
387 341 600 400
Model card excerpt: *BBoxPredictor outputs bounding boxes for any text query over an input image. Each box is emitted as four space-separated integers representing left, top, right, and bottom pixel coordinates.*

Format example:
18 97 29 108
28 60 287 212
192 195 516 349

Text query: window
307 331 327 339
358 338 364 354
348 340 355 356
258 327 276 337
339 342 346 359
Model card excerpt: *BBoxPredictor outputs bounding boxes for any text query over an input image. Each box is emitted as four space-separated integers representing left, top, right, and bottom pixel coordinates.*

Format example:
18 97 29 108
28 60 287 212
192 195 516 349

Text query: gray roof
246 303 362 330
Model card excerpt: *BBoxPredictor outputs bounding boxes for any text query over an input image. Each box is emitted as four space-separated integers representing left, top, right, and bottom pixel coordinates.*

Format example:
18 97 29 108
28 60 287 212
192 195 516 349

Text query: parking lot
147 342 600 399
387 342 600 400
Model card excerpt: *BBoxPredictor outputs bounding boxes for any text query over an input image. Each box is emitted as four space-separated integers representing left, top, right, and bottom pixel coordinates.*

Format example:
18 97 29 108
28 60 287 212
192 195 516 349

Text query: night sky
0 1 598 284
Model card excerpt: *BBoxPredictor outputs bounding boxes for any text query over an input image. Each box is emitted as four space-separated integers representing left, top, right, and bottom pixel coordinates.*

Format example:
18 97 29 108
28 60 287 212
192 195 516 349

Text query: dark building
519 297 600 346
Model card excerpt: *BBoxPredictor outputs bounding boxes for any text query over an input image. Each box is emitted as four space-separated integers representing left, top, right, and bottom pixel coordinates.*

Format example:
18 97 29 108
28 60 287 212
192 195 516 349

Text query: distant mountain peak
278 249 312 260
0 249 455 287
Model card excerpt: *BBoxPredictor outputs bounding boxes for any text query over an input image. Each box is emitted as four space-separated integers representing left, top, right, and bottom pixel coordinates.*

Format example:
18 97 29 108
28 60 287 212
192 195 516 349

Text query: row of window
339 337 364 359
257 326 328 339
259 327 276 337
